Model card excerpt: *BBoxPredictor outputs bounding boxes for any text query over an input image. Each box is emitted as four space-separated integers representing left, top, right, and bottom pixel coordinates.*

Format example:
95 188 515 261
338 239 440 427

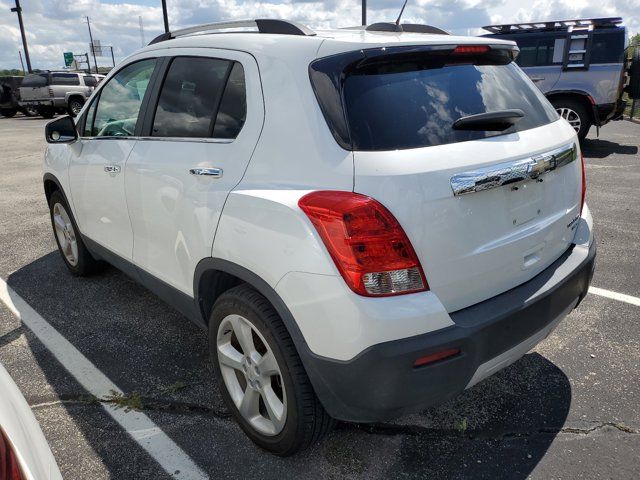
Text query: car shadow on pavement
7 252 572 479
581 137 638 158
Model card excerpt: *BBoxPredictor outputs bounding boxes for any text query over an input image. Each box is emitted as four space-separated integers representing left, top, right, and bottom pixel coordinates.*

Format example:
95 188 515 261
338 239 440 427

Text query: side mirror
45 116 78 144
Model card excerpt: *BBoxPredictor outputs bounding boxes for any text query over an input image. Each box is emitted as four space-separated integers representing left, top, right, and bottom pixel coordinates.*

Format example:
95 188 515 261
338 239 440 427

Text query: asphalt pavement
0 115 638 479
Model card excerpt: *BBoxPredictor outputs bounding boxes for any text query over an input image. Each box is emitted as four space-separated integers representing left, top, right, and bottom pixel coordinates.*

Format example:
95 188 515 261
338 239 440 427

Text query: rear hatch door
328 44 583 311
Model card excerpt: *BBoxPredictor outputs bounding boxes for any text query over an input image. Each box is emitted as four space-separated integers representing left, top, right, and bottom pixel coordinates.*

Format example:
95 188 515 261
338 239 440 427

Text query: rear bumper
19 99 65 108
304 240 596 423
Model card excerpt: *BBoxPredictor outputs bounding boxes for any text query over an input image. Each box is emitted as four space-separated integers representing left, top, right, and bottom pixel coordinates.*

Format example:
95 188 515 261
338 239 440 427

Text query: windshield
310 47 558 151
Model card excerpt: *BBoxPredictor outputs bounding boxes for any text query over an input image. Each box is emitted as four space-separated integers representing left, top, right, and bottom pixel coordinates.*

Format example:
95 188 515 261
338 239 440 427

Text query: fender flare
64 91 87 104
545 89 600 126
43 172 70 207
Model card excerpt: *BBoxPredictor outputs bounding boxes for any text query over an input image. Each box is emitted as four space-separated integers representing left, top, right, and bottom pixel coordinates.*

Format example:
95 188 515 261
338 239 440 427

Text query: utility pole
139 16 145 47
18 50 25 75
10 0 32 72
161 0 169 33
108 46 115 67
86 16 99 74
361 0 366 26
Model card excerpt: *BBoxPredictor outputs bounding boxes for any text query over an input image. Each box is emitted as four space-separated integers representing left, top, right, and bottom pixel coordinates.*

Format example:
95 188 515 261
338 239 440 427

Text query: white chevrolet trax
42 19 596 456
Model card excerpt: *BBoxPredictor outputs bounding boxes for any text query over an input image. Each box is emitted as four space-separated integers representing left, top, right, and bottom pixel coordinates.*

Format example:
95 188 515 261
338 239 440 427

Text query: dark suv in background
0 76 38 118
483 17 631 140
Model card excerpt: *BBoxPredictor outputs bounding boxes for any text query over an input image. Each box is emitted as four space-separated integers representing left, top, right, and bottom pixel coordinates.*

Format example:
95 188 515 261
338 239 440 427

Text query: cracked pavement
0 115 639 479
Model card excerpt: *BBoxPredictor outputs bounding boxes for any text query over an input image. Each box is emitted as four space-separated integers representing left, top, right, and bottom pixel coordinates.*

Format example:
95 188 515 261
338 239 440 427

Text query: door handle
189 167 223 178
104 165 121 173
530 76 545 83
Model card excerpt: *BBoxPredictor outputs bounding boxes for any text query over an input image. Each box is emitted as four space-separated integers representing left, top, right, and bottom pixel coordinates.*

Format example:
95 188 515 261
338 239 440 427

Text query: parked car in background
19 71 104 118
483 17 630 139
0 362 63 479
43 18 595 455
0 76 38 118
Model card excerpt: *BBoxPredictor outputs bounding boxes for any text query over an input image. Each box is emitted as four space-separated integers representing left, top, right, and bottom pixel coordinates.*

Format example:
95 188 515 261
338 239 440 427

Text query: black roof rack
482 17 623 34
148 19 315 45
364 22 449 35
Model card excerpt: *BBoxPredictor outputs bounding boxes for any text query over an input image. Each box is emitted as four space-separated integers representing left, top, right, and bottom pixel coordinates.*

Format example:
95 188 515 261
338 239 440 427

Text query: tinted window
92 58 156 137
591 31 625 64
514 37 537 67
342 61 557 151
152 57 231 138
212 62 247 139
22 73 48 87
510 36 561 67
83 75 97 87
52 73 80 86
83 98 98 136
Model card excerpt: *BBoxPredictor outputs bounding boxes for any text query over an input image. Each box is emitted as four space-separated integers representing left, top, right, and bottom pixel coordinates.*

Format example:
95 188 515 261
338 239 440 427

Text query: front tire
551 97 592 140
49 190 102 276
67 97 84 117
209 284 334 456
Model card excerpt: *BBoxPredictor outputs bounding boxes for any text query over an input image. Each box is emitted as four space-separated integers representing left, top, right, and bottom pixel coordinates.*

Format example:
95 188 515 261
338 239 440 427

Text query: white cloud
0 0 637 70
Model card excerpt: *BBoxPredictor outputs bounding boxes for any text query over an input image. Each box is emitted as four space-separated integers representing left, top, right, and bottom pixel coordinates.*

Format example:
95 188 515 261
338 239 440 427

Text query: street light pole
362 0 366 26
86 16 99 74
10 0 32 73
161 0 169 33
18 51 25 75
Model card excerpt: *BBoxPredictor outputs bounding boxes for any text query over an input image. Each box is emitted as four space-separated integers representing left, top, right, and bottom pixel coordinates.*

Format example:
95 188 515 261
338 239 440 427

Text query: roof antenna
395 0 409 26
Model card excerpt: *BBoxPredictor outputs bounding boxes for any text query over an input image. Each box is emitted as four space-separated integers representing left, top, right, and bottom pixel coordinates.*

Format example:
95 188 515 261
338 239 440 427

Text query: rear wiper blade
452 109 524 131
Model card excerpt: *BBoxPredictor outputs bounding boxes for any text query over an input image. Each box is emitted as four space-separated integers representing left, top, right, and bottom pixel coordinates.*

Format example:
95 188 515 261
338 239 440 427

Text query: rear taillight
299 191 428 297
453 45 490 55
580 153 587 215
0 429 25 480
48 87 54 98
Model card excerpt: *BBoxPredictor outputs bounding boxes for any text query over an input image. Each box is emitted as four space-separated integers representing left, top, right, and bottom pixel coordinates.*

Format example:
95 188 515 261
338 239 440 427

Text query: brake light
414 348 460 367
48 87 54 98
0 429 25 480
453 45 490 55
299 191 428 297
580 153 587 215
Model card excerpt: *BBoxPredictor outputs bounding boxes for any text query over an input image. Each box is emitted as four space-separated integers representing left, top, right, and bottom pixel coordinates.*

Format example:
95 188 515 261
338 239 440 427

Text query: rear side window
507 36 562 67
591 31 625 64
83 75 97 87
52 73 80 86
152 57 245 138
21 73 48 87
311 47 558 151
212 62 247 139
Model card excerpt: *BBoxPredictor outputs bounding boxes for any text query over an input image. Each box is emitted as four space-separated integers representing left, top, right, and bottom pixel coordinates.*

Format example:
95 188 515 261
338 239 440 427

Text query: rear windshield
310 47 558 151
52 73 80 86
21 73 49 87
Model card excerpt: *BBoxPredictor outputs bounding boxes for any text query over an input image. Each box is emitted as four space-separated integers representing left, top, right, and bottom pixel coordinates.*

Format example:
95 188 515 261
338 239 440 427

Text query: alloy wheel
53 203 79 266
556 107 581 134
217 314 287 436
70 100 83 116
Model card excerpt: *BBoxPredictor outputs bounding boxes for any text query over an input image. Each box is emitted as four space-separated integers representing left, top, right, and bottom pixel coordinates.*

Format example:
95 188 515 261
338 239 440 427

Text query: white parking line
0 278 208 480
589 286 640 307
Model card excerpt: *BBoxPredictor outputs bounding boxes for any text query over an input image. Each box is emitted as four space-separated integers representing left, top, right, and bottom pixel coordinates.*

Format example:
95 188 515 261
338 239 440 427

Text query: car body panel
0 363 62 480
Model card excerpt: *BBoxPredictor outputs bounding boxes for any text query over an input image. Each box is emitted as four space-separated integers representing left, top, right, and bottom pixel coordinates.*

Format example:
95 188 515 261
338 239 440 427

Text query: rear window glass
21 73 48 87
591 31 625 64
83 75 97 87
340 58 557 151
52 73 80 86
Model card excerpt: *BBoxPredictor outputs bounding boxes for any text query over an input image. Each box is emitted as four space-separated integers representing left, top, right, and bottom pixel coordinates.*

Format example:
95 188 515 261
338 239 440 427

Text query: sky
0 0 638 70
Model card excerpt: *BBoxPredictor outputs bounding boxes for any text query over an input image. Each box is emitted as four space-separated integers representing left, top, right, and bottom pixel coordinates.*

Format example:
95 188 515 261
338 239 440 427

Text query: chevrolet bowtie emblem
527 155 556 179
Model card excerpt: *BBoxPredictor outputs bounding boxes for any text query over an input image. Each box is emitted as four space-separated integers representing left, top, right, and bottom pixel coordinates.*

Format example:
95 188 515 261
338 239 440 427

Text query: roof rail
482 17 623 34
364 22 449 35
148 18 316 45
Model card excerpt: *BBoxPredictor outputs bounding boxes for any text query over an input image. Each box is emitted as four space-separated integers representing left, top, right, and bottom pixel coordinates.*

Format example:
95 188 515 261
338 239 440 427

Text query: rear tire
49 190 103 276
550 97 592 140
38 107 55 119
0 108 17 118
209 284 334 456
21 105 38 117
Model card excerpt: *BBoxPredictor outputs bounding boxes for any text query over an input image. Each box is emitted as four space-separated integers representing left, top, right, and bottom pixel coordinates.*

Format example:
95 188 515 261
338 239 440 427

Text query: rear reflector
414 348 460 367
0 429 25 480
299 191 428 297
453 45 490 55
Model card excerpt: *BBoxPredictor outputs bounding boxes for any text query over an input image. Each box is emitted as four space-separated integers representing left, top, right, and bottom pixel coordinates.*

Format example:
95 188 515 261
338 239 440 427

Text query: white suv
42 19 596 456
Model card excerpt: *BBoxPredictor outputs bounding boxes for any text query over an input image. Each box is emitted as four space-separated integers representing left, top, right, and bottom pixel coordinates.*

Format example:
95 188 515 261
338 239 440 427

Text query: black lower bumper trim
303 241 596 423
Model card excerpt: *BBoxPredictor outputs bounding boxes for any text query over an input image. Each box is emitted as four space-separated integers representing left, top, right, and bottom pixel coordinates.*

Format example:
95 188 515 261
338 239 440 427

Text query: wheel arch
43 173 66 206
545 90 597 125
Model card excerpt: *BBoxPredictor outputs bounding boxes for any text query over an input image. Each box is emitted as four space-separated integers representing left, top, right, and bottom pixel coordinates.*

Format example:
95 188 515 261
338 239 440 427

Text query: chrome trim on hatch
450 143 576 196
